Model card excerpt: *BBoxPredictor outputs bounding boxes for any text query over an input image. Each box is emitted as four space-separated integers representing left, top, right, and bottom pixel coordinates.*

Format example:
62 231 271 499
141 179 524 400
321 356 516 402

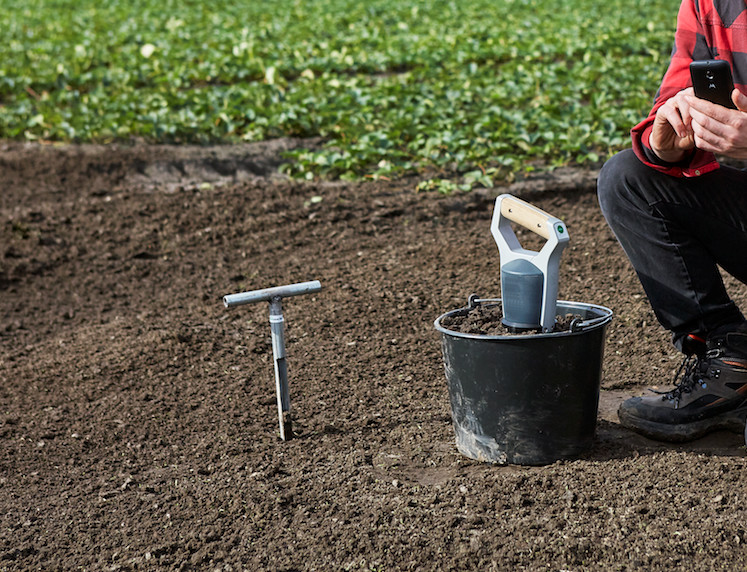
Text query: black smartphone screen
690 60 737 109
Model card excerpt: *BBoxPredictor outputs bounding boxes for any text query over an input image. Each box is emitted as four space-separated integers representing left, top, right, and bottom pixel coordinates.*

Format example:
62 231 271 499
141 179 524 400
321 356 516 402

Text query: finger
691 130 720 153
688 106 720 134
689 104 738 140
734 89 747 112
657 101 690 138
685 94 732 122
690 116 735 153
672 89 696 124
691 119 719 152
692 133 725 153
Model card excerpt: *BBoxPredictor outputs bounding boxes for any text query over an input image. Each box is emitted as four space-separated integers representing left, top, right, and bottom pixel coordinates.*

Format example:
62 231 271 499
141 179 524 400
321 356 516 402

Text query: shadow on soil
589 419 746 461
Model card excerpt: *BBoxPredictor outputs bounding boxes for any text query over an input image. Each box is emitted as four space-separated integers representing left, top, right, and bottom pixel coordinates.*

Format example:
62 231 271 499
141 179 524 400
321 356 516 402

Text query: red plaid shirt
632 0 747 176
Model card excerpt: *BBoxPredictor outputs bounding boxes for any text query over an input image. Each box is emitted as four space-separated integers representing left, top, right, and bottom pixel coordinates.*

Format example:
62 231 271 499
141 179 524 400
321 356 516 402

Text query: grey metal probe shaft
269 297 291 441
223 280 322 441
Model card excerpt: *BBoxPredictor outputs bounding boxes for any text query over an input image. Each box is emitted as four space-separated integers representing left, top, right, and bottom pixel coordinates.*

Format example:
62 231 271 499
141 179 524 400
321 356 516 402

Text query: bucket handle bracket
570 314 610 333
468 294 482 309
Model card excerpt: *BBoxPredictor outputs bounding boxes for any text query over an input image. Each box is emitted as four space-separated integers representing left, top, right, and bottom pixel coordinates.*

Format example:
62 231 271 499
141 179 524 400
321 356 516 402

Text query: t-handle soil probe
223 280 322 441
491 194 569 333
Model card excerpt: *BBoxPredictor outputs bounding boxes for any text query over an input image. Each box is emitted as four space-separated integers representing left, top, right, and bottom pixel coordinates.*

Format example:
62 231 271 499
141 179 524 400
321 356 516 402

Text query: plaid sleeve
631 0 720 177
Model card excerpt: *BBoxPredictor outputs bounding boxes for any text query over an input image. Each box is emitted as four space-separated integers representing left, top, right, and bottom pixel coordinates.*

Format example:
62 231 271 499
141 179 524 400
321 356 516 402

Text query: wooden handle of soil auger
499 196 554 240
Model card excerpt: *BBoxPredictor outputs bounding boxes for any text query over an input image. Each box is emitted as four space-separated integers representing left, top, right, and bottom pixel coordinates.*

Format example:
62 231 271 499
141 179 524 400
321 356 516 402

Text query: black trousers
597 149 747 351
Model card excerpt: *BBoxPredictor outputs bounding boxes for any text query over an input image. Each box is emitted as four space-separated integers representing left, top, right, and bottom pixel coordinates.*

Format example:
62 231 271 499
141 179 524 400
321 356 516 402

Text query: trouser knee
597 148 647 222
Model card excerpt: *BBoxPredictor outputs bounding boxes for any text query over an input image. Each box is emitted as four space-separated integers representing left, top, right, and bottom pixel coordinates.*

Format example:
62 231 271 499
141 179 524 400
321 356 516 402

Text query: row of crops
0 0 677 184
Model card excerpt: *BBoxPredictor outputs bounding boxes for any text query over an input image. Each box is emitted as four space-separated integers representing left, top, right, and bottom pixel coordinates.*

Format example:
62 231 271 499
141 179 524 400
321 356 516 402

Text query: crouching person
597 0 747 441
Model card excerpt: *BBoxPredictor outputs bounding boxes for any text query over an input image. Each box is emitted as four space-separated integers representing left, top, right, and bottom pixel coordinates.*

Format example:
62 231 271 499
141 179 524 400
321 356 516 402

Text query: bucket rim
434 298 613 340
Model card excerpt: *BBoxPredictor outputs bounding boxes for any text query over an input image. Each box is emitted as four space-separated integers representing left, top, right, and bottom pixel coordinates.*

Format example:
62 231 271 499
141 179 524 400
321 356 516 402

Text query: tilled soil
2 141 746 571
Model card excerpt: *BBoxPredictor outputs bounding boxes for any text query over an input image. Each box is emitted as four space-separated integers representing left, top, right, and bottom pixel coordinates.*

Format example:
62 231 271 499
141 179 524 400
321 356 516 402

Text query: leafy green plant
0 0 675 183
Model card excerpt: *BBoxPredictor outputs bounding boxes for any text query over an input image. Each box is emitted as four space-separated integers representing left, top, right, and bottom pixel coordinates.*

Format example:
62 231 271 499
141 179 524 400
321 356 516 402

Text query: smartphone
690 59 737 109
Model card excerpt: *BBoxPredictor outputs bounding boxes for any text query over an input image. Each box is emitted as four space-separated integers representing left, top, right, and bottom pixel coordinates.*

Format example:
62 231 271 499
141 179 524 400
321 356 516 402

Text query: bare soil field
2 141 746 570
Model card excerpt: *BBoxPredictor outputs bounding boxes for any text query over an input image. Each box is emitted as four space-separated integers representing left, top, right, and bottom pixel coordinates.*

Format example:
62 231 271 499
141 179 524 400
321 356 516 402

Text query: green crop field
0 0 676 185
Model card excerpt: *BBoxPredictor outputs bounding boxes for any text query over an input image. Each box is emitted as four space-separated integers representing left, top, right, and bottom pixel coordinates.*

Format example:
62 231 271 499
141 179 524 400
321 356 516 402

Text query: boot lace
650 350 716 407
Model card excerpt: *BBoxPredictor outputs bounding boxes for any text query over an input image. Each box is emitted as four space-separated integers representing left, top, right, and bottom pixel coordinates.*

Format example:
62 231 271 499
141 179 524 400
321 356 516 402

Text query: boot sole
618 406 747 443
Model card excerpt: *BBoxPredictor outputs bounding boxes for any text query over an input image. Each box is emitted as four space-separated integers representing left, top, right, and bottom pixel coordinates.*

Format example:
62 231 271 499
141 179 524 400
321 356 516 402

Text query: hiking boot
618 332 747 442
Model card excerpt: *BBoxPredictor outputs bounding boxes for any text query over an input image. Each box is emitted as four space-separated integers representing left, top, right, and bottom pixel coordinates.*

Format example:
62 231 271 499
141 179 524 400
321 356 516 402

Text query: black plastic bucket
434 297 613 466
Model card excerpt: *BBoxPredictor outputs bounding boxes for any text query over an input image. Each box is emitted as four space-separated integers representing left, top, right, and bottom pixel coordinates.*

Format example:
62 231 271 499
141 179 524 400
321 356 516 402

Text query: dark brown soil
440 301 583 335
2 140 747 571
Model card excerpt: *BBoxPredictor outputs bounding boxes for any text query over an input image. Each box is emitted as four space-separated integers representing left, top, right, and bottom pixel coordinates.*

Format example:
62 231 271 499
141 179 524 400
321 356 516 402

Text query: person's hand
649 88 697 163
684 89 747 158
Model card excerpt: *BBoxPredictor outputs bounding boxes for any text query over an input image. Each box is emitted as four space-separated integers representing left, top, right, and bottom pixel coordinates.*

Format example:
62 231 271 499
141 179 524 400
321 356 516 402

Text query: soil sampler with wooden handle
435 193 613 465
491 194 570 332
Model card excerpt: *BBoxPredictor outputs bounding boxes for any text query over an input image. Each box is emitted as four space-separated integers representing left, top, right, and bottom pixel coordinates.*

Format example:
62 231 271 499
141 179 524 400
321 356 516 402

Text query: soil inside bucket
441 302 581 335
